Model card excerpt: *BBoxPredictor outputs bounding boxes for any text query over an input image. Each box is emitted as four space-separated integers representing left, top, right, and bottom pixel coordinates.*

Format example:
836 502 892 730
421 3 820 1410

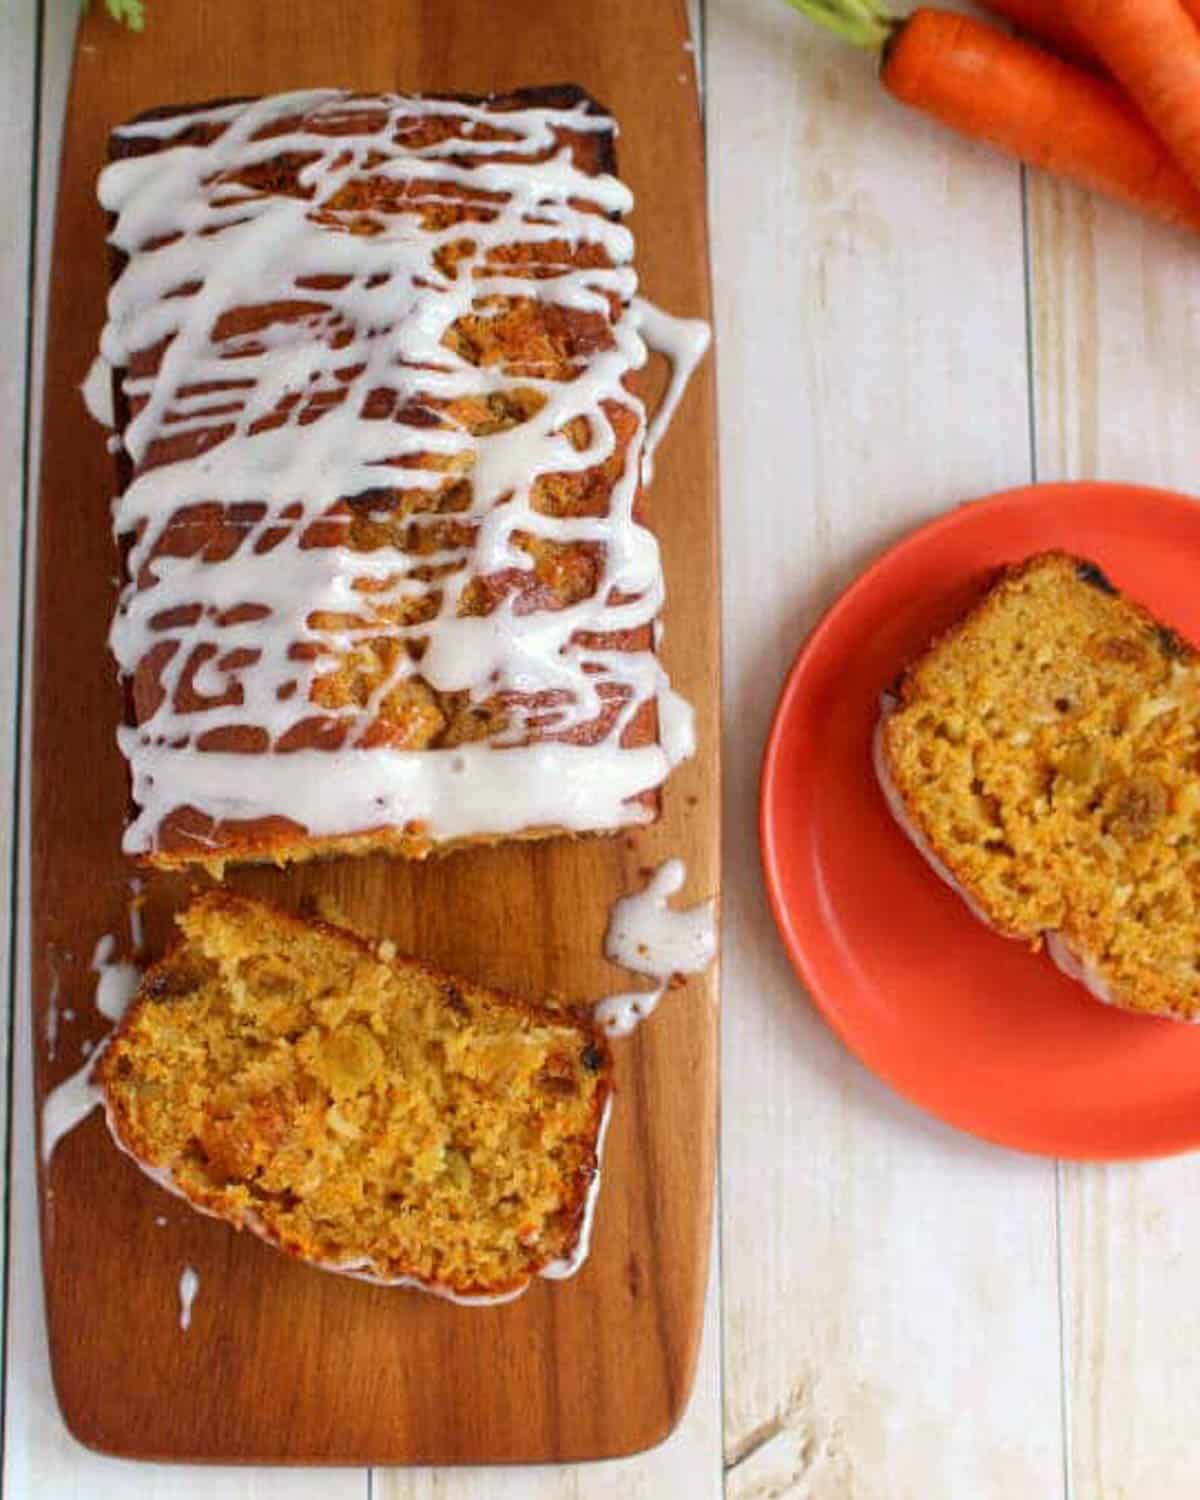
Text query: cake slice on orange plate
877 551 1200 1021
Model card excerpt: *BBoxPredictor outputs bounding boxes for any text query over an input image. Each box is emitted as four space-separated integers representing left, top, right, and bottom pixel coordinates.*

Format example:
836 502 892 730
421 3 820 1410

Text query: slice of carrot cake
877 551 1200 1021
96 893 613 1301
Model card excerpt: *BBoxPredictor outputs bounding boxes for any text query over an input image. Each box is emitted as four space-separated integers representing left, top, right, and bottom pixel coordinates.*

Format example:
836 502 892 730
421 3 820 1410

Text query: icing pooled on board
605 858 717 977
593 985 665 1039
178 1265 200 1331
90 933 141 1024
41 1051 107 1167
96 90 709 857
41 935 140 1164
595 858 716 1036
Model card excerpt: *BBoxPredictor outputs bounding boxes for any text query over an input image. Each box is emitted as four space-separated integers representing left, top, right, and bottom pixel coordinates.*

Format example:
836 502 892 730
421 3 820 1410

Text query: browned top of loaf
881 551 1200 1021
96 892 613 1299
106 87 658 868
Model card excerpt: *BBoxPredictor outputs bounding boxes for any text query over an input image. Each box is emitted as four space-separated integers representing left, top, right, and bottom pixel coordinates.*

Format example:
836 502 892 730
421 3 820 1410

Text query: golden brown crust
139 815 621 875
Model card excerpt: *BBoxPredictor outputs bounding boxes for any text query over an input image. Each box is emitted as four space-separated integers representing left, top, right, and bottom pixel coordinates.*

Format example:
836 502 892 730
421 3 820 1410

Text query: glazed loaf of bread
99 87 698 871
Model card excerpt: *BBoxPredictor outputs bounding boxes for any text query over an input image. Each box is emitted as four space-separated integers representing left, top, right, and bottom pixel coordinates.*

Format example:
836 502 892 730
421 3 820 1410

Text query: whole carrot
1061 0 1200 196
784 1 1200 234
975 0 1095 66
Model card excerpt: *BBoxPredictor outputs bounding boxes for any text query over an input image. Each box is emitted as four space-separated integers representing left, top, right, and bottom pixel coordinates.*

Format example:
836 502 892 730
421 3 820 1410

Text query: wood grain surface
1028 172 1200 1500
709 5 1066 1495
31 0 718 1466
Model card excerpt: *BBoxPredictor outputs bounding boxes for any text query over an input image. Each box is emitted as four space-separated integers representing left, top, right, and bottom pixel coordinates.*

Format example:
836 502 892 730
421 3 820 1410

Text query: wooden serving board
31 0 718 1467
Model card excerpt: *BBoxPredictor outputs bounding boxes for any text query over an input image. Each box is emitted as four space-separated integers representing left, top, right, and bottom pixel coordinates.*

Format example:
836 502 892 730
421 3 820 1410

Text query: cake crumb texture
882 552 1200 1020
97 893 612 1297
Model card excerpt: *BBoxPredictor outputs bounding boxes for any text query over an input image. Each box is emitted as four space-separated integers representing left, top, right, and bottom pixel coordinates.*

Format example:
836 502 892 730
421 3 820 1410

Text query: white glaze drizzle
872 699 995 929
96 90 709 855
605 857 717 976
593 985 665 1039
178 1265 200 1330
45 971 60 1061
539 1095 611 1279
634 299 710 485
128 876 146 955
90 933 141 1023
81 353 114 428
595 858 716 1037
41 937 141 1164
41 1049 107 1167
1044 931 1119 1008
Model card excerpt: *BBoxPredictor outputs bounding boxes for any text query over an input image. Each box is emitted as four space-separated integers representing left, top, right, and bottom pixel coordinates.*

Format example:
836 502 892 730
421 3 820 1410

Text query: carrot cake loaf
96 893 613 1301
97 87 708 870
877 552 1200 1021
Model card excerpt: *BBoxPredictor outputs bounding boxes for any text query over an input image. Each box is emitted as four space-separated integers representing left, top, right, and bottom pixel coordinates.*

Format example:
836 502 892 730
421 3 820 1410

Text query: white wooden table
5 1 1200 1494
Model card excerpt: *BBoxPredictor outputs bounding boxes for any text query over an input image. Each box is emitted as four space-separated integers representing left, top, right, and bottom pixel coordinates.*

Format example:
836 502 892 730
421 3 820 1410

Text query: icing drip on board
633 299 710 485
606 858 717 976
595 859 716 1037
178 1265 200 1331
45 971 60 1061
41 937 141 1165
593 986 665 1039
96 90 709 855
41 1052 106 1167
90 934 141 1023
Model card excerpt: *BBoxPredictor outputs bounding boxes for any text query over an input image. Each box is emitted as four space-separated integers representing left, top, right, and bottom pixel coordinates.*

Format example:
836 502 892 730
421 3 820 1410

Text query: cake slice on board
97 893 613 1302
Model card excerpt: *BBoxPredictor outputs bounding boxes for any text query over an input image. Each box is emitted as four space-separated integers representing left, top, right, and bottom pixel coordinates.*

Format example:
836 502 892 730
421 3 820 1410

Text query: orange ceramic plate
761 481 1200 1160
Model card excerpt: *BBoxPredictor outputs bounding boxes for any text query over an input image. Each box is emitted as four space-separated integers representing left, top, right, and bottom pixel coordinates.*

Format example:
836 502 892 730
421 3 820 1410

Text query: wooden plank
1028 176 1200 1496
4 5 366 1497
374 1219 723 1499
5 5 369 1496
31 0 717 1467
708 4 1066 1493
373 5 723 1494
1028 180 1200 490
374 5 723 1493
